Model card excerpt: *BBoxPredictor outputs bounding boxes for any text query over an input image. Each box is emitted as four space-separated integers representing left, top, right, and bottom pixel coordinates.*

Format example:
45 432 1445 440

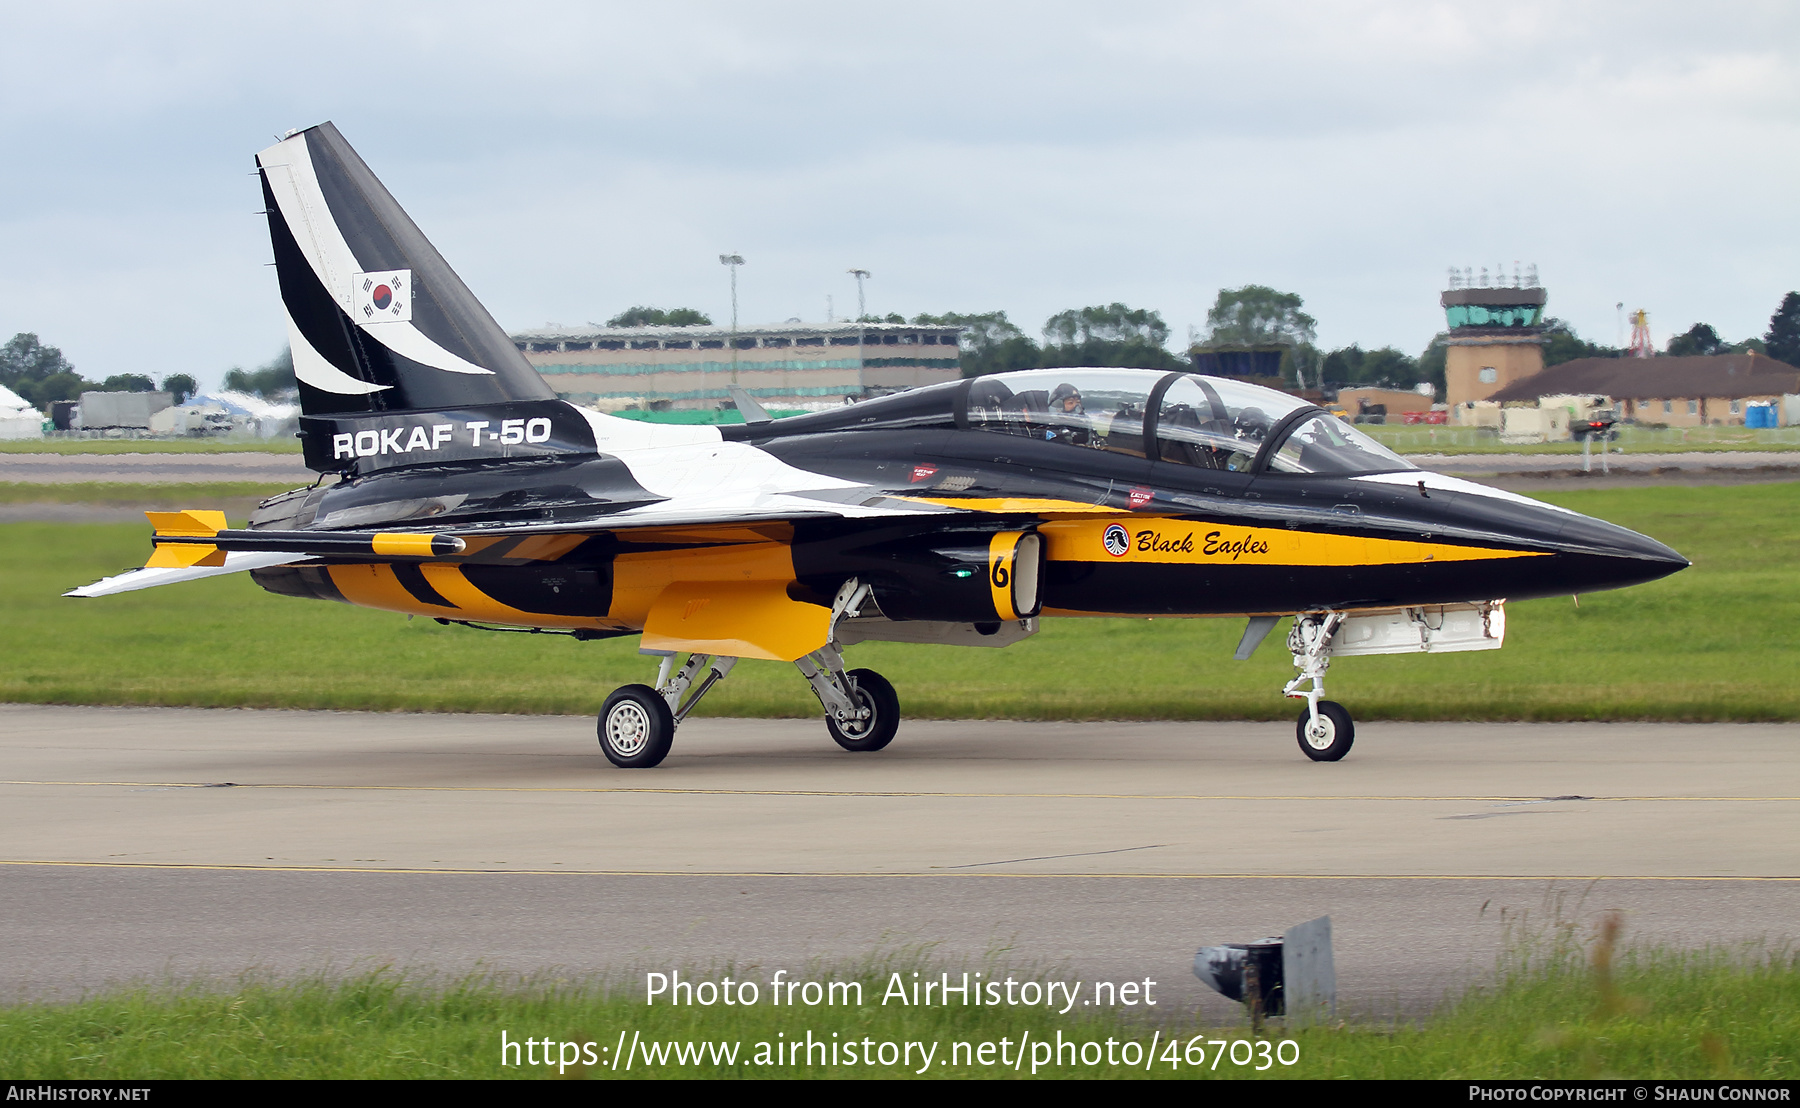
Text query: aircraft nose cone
1558 511 1688 566
1549 510 1689 592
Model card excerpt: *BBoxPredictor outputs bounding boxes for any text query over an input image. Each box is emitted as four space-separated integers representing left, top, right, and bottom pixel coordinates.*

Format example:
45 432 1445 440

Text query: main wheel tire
826 669 900 753
1295 700 1354 762
599 684 675 768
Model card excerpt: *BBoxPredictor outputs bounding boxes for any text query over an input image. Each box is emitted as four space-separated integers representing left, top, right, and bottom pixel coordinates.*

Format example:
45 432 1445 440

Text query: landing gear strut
596 577 901 767
794 580 900 752
1283 610 1355 761
597 651 737 768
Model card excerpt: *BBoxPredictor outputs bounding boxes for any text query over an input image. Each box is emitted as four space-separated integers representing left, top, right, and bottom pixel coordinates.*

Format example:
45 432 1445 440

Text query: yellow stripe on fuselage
325 563 613 629
1039 517 1546 567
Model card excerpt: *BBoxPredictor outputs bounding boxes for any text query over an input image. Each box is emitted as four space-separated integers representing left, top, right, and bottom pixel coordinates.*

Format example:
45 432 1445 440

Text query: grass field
1360 423 1800 455
0 481 298 504
3 935 1795 1079
2 482 1795 720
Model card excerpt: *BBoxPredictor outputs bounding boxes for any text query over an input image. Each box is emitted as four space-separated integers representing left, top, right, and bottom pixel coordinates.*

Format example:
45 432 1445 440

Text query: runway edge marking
5 860 1800 881
6 781 1799 802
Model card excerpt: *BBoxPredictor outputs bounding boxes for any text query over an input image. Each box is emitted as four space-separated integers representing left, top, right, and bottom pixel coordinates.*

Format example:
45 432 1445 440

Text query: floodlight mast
848 269 869 322
848 268 871 372
721 253 745 387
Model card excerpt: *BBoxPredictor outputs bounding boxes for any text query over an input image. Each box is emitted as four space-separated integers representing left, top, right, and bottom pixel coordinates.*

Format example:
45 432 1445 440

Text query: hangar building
510 321 964 416
1484 353 1799 427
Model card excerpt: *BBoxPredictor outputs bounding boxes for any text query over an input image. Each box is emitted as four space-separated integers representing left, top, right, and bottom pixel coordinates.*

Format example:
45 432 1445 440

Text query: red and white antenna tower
1627 309 1653 358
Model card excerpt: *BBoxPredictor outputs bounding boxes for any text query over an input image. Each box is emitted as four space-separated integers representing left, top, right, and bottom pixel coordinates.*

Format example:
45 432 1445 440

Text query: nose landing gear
1295 699 1354 761
1284 610 1355 762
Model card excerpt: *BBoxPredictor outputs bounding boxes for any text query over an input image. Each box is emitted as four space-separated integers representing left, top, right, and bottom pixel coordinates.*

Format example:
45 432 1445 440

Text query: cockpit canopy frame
743 367 1414 477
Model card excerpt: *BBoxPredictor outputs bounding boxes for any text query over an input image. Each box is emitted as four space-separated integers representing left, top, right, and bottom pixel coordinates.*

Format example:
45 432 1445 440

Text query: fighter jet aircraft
69 123 1689 767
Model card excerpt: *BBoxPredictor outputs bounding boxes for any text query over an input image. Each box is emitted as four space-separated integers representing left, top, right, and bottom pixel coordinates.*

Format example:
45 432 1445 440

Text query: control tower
1440 264 1548 412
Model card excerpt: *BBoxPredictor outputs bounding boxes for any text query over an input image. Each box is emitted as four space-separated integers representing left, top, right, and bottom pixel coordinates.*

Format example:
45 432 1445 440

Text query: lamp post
720 253 744 390
847 269 870 380
847 268 869 321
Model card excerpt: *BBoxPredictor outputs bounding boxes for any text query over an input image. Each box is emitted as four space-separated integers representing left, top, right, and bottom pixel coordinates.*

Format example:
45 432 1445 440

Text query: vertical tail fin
258 123 608 474
256 122 553 417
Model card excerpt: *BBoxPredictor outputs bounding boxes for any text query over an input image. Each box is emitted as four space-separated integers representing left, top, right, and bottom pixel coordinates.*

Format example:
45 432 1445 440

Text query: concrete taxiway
0 451 313 485
4 705 1798 1017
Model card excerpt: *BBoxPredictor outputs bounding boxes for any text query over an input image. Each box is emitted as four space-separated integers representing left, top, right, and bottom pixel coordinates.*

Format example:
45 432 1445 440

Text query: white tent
0 383 34 412
156 390 300 439
0 383 43 439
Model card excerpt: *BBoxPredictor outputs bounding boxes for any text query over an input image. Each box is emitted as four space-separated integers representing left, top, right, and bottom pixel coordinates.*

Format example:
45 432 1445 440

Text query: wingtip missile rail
145 510 465 569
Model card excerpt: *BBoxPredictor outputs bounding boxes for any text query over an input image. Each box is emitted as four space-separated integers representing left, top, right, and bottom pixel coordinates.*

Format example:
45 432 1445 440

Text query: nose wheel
1295 700 1354 761
1283 611 1356 762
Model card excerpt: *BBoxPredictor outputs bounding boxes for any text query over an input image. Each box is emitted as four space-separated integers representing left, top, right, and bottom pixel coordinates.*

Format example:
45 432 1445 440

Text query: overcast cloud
2 1 1796 387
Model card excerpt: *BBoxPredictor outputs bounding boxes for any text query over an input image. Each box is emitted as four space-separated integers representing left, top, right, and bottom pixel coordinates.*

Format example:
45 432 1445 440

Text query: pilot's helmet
1050 382 1084 415
1234 406 1271 441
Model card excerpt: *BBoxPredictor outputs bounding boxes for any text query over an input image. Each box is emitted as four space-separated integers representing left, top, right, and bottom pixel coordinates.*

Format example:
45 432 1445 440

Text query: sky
2 2 1797 389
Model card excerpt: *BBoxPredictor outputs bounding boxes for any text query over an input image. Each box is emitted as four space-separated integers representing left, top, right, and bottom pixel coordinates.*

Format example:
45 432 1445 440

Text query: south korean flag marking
354 270 412 323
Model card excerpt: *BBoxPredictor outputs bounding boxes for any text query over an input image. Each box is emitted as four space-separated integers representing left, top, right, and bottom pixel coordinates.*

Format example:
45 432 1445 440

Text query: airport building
1440 267 1549 416
1485 353 1799 427
511 321 965 415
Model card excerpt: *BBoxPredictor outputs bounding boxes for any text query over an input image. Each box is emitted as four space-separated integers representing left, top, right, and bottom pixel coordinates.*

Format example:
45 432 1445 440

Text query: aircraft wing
63 493 969 599
444 489 961 536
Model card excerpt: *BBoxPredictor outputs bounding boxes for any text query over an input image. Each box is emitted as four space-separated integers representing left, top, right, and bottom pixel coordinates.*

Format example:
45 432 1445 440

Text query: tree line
8 291 1796 415
0 333 201 407
0 333 298 408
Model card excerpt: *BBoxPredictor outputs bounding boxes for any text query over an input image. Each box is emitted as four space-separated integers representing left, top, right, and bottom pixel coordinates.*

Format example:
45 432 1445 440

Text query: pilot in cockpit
1045 383 1093 445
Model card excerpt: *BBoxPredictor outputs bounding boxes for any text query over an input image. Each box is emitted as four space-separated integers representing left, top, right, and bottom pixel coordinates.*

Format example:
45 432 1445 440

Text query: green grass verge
3 483 1796 720
3 940 1795 1079
1361 424 1800 455
0 438 302 454
0 481 299 505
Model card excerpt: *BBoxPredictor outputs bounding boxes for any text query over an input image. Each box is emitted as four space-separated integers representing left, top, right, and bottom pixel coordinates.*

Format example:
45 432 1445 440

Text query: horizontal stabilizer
66 551 318 598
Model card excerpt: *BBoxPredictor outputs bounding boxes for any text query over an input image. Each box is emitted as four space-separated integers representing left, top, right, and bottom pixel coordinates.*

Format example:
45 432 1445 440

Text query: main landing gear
596 579 901 768
1283 610 1355 762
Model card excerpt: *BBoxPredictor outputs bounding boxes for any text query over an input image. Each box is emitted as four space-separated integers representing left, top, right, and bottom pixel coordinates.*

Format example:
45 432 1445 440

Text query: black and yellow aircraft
71 123 1688 767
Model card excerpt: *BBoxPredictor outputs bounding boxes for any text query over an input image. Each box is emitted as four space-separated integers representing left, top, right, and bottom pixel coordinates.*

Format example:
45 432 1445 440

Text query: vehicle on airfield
69 123 1689 767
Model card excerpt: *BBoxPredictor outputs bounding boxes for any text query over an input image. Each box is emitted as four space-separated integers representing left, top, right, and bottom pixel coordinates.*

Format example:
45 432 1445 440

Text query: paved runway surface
5 706 1798 1017
0 452 312 485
